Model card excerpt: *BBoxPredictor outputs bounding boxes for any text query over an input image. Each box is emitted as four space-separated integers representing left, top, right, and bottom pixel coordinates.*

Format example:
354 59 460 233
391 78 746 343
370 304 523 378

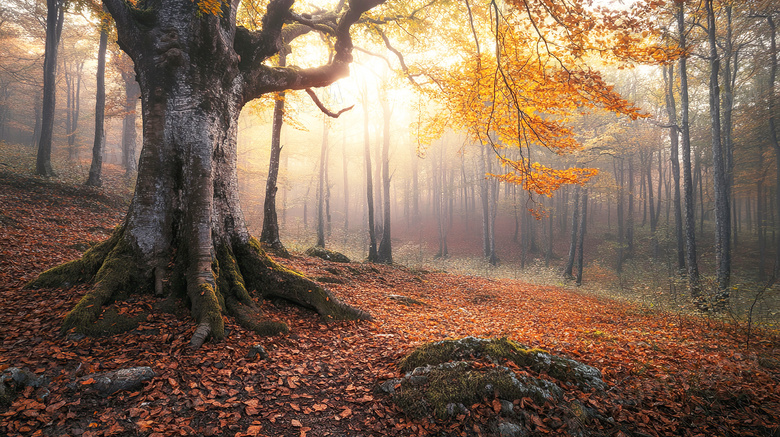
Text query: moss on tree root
25 226 124 290
236 237 372 321
30 227 369 344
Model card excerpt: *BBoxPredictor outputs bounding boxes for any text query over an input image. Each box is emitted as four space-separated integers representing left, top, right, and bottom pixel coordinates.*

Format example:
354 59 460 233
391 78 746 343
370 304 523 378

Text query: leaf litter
0 163 779 436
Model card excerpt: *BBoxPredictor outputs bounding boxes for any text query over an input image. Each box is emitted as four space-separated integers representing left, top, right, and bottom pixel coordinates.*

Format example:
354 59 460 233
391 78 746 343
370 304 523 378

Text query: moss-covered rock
305 246 351 263
399 337 605 392
393 361 563 420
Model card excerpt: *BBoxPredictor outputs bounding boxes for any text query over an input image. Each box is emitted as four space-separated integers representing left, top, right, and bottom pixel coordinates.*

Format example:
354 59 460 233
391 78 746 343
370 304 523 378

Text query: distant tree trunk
665 64 685 272
121 59 141 175
362 83 378 262
576 188 588 286
678 2 702 299
546 196 553 267
259 51 287 252
614 159 625 273
759 180 767 280
434 145 448 258
487 149 498 266
412 149 420 222
316 117 329 248
564 184 580 278
627 156 635 259
377 91 393 264
480 143 491 259
767 15 780 278
342 130 349 232
36 0 64 177
86 23 109 187
706 0 731 304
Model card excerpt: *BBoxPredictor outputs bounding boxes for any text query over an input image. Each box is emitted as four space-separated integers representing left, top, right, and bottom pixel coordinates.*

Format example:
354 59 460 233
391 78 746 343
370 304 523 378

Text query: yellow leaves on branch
193 0 225 17
491 158 598 197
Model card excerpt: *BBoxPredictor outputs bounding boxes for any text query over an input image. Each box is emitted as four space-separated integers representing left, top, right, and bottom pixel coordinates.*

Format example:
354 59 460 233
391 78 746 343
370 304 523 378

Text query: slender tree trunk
259 50 288 252
343 129 349 232
666 63 685 272
564 184 580 278
576 188 588 286
480 143 491 259
316 117 328 248
68 62 83 161
647 150 659 258
377 92 392 263
121 60 141 175
767 16 780 278
706 0 731 304
759 180 767 280
36 0 64 177
678 2 702 298
615 159 625 273
86 23 109 187
627 156 635 259
362 83 378 262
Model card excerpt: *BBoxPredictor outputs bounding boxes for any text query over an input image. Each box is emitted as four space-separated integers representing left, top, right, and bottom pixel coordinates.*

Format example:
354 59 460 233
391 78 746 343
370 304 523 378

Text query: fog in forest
2 0 779 328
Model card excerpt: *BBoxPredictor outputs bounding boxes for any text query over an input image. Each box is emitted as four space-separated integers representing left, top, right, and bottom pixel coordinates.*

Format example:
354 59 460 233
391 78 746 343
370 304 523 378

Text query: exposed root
25 227 124 289
190 322 212 349
227 298 288 336
236 237 372 321
29 226 370 347
61 231 140 335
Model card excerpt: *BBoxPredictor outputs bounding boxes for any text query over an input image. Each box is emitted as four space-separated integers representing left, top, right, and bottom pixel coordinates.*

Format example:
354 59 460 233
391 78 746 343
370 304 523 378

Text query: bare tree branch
305 88 354 118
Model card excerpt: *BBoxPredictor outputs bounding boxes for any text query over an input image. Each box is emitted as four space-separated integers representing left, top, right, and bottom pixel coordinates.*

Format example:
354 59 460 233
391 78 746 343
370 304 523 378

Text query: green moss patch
305 246 351 263
399 337 605 392
393 361 563 420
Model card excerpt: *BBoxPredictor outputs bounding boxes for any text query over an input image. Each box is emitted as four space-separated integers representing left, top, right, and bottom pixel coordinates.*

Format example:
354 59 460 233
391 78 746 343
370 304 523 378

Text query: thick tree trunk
86 25 109 187
706 0 731 305
678 3 702 300
28 0 376 348
35 0 64 177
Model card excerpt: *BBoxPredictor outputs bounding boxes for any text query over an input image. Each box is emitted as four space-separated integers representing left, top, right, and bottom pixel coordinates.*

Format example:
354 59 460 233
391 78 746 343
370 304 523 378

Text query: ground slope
1 152 779 436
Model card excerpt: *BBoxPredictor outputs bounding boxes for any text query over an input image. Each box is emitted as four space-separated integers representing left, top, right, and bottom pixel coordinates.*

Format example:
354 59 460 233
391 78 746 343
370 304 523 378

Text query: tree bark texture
678 3 702 299
35 0 64 177
317 117 329 248
665 63 685 272
767 16 780 278
377 88 392 264
706 0 731 304
120 54 141 175
27 0 379 347
259 50 287 253
564 184 580 279
576 188 588 286
86 24 109 187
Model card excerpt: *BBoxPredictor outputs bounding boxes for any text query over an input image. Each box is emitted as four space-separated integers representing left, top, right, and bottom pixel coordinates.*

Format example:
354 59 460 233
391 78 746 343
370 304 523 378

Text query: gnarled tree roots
26 227 371 348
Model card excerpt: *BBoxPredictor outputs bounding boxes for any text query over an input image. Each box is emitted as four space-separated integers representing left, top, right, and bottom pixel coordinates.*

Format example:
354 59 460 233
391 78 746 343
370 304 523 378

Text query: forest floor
1 145 780 436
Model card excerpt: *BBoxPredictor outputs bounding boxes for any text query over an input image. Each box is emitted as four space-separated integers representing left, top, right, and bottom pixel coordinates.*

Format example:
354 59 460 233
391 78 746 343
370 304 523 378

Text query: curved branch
241 0 386 103
305 88 354 118
375 27 420 88
101 0 142 59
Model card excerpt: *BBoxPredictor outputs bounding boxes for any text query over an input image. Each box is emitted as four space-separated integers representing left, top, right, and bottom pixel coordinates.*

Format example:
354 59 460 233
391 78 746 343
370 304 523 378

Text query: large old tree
27 0 381 348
